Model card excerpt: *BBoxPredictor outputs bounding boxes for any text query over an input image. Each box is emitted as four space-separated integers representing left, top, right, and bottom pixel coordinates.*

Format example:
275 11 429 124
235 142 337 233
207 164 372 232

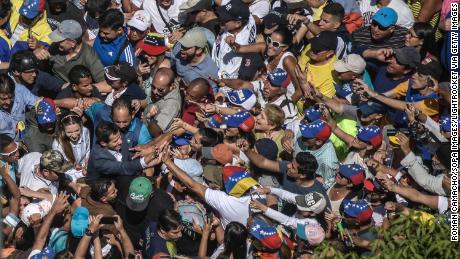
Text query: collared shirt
52 127 91 165
145 87 182 132
294 136 339 189
18 152 58 195
50 43 105 82
0 83 39 139
93 34 135 66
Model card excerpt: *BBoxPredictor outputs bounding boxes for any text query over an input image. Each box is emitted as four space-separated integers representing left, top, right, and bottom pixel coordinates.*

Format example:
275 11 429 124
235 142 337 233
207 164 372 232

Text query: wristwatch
85 229 95 237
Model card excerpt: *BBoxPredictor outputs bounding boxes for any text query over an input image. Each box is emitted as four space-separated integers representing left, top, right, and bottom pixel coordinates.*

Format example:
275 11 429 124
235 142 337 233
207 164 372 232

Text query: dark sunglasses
371 21 390 31
266 36 287 49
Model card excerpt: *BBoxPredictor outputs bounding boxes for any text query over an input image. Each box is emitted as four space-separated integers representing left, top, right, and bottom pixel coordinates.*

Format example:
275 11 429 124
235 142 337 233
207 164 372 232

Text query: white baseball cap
333 54 367 74
127 10 151 32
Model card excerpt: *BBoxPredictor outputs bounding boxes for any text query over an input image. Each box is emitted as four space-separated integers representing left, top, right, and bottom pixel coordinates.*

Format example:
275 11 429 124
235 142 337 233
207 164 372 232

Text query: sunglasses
128 26 146 34
0 142 18 157
266 36 287 49
371 21 390 31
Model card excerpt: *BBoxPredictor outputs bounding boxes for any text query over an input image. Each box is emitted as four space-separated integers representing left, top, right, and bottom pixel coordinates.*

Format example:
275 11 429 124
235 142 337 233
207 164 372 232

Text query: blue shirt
371 65 411 93
0 83 39 139
85 102 152 147
93 34 134 66
170 43 219 91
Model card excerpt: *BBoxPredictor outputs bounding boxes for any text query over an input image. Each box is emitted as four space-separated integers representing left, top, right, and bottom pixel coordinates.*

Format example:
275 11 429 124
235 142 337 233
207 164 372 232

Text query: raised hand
51 192 70 214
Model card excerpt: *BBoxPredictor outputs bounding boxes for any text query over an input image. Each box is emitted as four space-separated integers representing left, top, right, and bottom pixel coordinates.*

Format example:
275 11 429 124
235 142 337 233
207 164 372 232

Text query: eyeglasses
266 36 287 49
371 21 390 31
0 142 18 157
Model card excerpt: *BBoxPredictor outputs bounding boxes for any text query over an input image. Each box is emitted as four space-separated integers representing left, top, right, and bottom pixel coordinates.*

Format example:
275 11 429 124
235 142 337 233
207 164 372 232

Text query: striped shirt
352 25 407 54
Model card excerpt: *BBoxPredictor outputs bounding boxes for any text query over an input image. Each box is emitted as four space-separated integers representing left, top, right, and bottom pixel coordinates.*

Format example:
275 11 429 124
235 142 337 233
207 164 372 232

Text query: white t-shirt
221 0 270 19
388 0 415 29
212 16 257 79
131 0 186 35
204 188 250 228
18 152 58 195
52 127 91 165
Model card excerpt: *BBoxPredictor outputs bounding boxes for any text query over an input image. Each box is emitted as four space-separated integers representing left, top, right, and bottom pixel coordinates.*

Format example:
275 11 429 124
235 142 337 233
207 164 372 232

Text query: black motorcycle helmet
9 50 38 73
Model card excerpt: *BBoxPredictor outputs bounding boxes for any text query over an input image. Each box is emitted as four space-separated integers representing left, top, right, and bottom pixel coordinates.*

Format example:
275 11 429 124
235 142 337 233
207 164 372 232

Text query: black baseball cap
216 0 250 23
310 31 338 53
263 7 288 29
238 53 265 80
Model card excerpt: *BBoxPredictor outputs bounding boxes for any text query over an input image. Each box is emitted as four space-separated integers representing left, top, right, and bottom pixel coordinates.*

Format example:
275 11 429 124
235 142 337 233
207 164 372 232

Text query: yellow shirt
306 56 338 98
312 2 328 21
391 80 440 116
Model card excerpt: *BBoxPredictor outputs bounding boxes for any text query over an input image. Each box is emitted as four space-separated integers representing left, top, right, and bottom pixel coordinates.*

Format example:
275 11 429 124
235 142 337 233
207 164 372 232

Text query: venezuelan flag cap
222 166 258 197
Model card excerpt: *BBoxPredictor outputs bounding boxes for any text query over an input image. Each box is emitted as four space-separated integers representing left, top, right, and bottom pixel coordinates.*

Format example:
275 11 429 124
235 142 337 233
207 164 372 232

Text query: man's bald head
151 68 176 101
186 78 211 103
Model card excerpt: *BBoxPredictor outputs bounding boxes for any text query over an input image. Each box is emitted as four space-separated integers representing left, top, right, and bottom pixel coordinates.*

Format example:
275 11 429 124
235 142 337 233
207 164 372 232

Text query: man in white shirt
212 0 257 79
359 0 414 29
18 150 73 195
130 0 187 36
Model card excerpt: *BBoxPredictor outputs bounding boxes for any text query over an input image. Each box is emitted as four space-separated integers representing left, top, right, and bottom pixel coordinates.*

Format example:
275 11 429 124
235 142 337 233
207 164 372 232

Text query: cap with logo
339 164 366 186
127 10 152 32
294 192 327 214
372 7 398 28
35 98 57 125
223 166 258 197
267 68 290 88
357 125 383 148
71 207 90 237
299 119 332 141
20 0 45 20
216 0 250 23
296 222 325 245
393 47 421 69
137 33 168 56
226 89 257 110
250 219 283 250
104 62 137 83
180 0 212 14
126 177 153 211
238 53 265 80
40 150 72 174
311 31 338 53
333 54 366 74
49 19 83 42
178 27 207 48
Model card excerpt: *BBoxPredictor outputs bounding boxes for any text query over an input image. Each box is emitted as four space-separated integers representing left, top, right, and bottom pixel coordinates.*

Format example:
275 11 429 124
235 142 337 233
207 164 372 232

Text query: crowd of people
0 0 455 258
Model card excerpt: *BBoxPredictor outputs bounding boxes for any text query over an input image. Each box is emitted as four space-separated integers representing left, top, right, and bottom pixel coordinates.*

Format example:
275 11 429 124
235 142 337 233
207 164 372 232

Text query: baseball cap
137 33 168 56
20 202 47 226
299 119 332 141
202 144 233 165
342 199 373 224
208 114 228 129
126 177 153 211
20 0 45 20
222 166 258 197
40 150 72 174
364 178 385 193
250 219 283 250
49 19 83 42
226 89 257 110
357 125 383 148
225 111 255 132
358 101 388 117
339 164 366 186
254 138 278 161
71 207 89 237
333 54 366 74
178 27 207 48
35 98 57 125
264 7 287 29
104 62 137 83
393 47 421 69
294 192 327 214
173 133 193 146
372 7 398 28
127 10 151 32
310 31 338 53
296 223 325 245
440 116 451 132
216 0 250 23
417 60 443 81
267 68 290 88
203 164 224 188
180 0 212 14
30 246 55 259
238 53 265 81
303 106 323 122
174 158 204 183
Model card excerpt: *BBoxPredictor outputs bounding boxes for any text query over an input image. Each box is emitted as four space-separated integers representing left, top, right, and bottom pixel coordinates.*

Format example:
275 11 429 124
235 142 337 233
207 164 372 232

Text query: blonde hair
264 104 285 129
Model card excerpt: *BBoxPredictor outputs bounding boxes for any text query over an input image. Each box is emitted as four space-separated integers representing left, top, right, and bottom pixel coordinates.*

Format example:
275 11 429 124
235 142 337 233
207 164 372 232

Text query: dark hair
54 250 74 259
68 65 92 85
95 121 120 144
111 98 134 114
56 112 82 164
0 0 12 19
412 22 436 59
87 0 111 19
0 74 15 95
13 222 35 250
0 133 14 153
273 26 293 47
323 2 345 22
89 179 114 201
199 128 223 147
295 152 318 180
436 143 451 171
98 9 124 30
158 209 182 232
9 50 38 73
220 222 248 259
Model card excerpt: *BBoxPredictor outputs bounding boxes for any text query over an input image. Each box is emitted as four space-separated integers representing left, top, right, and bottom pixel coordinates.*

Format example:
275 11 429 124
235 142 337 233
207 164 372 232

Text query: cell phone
386 128 410 136
100 216 117 224
138 54 148 64
206 212 214 222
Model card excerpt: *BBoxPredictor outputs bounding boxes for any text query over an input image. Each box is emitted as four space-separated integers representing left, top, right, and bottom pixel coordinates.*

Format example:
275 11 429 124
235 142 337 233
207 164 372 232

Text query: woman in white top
52 113 91 170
